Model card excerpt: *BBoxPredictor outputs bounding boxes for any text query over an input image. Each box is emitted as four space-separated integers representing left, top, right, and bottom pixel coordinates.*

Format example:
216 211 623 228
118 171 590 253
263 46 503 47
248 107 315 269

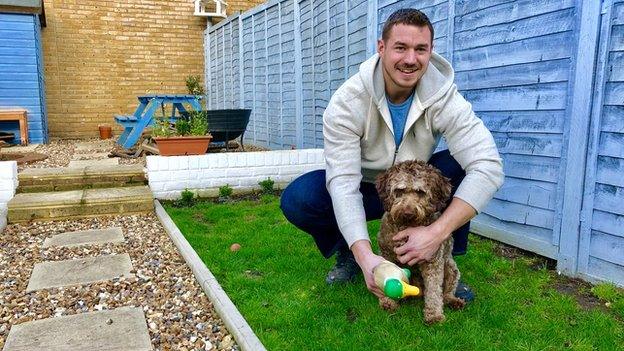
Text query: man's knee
280 169 331 224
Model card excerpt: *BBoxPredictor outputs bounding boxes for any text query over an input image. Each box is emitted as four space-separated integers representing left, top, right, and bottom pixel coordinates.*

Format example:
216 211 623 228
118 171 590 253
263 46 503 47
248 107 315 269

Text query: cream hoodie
323 52 504 248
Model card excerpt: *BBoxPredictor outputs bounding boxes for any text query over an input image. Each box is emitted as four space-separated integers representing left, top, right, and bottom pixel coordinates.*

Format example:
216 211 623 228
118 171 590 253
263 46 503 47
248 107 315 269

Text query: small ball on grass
230 243 241 252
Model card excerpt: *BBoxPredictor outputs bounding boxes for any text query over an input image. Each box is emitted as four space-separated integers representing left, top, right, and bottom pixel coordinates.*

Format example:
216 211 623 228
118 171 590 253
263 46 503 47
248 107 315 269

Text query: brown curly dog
375 160 465 324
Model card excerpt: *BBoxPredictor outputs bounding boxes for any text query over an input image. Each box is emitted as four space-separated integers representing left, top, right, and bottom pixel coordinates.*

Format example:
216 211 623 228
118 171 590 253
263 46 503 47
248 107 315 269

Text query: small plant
152 116 174 138
176 188 196 207
219 184 234 198
189 110 209 136
175 119 191 136
185 75 205 96
258 177 275 194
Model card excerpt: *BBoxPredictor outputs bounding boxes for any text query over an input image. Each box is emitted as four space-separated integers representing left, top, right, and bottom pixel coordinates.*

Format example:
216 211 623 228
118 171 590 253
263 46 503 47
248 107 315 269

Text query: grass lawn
164 195 624 351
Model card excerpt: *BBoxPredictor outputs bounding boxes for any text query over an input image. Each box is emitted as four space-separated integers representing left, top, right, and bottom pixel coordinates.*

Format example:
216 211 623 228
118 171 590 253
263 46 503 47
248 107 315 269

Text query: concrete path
3 307 152 351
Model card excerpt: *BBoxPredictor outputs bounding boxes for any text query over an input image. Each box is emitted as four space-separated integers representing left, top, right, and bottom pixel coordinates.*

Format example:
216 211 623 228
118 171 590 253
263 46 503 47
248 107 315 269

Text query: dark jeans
280 149 469 258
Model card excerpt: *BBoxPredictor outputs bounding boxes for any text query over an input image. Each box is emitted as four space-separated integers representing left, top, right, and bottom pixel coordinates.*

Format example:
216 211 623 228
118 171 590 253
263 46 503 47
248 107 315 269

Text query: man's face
377 24 433 100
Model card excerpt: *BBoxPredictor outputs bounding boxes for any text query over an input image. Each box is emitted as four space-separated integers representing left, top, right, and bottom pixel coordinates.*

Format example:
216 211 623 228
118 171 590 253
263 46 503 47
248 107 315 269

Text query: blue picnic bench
115 94 203 149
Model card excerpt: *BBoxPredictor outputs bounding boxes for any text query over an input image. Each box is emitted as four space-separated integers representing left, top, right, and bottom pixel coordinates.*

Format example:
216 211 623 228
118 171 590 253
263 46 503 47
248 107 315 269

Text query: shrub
219 184 233 198
185 75 205 96
188 110 209 136
152 117 173 138
258 177 275 194
175 119 191 136
177 188 196 207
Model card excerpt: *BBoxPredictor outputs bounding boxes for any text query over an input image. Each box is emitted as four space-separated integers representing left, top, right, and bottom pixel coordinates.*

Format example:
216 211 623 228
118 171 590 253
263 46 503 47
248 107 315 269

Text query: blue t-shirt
387 92 415 147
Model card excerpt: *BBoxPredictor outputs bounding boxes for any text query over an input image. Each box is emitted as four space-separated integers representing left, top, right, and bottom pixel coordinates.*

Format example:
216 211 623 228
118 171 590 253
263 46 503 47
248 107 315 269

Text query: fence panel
577 0 624 286
205 0 624 285
450 0 577 258
206 0 368 149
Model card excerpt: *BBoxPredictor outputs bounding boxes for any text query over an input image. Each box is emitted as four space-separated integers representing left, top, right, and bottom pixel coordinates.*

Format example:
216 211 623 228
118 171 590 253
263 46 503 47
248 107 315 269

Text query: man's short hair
381 8 434 43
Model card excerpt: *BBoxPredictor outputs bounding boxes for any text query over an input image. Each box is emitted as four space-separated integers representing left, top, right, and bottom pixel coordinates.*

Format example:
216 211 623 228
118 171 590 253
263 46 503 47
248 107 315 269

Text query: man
280 8 504 301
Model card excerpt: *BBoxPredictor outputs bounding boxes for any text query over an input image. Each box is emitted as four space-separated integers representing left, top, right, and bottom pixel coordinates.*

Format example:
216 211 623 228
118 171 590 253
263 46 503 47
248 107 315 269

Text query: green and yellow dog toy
373 260 421 299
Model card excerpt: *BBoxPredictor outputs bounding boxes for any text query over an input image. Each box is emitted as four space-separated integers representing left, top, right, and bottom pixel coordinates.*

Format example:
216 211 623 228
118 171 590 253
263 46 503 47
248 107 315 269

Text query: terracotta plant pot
98 124 112 139
153 135 212 156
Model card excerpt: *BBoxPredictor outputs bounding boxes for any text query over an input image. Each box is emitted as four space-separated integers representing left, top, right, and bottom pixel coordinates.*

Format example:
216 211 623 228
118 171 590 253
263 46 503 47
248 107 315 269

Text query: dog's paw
424 313 446 325
378 297 399 311
445 296 466 310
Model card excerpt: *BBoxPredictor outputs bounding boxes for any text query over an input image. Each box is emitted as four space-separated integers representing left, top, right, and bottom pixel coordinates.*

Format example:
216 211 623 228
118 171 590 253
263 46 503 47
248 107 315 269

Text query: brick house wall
41 0 264 139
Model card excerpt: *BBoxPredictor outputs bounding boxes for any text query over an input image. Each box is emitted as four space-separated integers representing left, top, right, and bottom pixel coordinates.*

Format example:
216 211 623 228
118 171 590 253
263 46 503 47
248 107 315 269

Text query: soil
491 240 614 315
552 276 608 312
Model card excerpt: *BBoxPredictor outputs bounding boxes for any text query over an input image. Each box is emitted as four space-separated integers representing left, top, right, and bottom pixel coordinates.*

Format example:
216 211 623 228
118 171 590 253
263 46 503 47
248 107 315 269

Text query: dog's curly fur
375 160 465 324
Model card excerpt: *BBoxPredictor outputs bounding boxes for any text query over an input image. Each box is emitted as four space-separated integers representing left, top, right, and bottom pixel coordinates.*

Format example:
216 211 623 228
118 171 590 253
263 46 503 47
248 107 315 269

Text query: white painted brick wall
0 161 18 232
146 149 325 199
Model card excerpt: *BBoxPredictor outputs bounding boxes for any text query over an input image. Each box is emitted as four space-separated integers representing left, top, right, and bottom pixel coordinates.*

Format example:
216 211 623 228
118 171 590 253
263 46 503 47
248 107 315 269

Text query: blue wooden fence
205 0 624 286
0 12 48 144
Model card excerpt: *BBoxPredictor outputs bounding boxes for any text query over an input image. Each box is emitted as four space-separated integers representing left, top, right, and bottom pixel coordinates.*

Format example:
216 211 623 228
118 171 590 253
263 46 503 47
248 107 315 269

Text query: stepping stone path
68 141 119 168
3 227 153 350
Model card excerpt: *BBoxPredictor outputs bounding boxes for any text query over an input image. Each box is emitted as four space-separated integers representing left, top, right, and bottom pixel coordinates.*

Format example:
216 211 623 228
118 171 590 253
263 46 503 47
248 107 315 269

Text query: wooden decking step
18 164 146 193
7 186 153 223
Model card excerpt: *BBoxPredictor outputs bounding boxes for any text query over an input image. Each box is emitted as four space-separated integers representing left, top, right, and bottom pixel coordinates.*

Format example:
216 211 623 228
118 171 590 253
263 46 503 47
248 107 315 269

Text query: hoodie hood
358 51 455 110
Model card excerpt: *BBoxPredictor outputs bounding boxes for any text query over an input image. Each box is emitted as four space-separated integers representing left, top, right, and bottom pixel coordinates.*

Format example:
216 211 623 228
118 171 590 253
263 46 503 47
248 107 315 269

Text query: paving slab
26 254 133 292
68 159 118 168
71 152 111 160
9 189 84 207
3 306 152 351
8 186 153 222
42 227 125 248
82 186 152 204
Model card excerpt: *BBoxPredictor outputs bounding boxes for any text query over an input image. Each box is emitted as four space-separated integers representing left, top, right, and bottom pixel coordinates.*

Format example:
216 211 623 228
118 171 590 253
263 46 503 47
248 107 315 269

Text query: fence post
446 0 455 65
293 0 304 149
557 0 602 275
204 26 211 110
366 0 378 57
239 16 244 109
577 0 615 277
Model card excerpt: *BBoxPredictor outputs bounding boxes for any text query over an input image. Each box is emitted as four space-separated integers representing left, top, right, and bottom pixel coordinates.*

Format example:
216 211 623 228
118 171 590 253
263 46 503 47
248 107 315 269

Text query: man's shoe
325 249 361 284
455 281 475 303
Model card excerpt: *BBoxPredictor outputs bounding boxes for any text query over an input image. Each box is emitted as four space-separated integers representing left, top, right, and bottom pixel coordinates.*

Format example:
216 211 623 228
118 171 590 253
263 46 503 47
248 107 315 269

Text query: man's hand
394 197 477 265
351 240 386 298
393 225 445 265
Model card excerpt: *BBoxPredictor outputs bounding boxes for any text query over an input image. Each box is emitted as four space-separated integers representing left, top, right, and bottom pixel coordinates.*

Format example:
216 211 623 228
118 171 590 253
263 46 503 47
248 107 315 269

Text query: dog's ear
375 170 392 211
432 171 453 213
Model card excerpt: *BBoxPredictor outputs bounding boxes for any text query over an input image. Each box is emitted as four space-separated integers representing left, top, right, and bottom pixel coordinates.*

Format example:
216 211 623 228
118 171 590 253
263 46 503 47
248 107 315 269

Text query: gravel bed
19 138 76 170
0 214 238 351
10 138 145 171
9 138 269 171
